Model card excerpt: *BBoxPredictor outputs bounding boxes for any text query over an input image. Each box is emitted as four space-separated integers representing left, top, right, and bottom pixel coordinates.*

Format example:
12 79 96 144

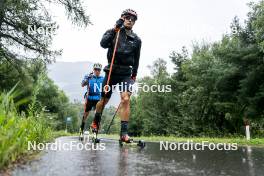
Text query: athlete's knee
101 98 109 105
96 100 104 107
121 93 130 104
83 112 89 118
96 99 107 111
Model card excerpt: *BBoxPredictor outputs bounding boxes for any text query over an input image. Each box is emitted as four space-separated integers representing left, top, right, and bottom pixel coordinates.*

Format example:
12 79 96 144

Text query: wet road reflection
12 136 264 176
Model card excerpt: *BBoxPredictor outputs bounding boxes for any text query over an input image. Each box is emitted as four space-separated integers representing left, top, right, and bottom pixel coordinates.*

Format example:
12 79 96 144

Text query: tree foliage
0 0 90 132
0 0 90 65
129 1 264 137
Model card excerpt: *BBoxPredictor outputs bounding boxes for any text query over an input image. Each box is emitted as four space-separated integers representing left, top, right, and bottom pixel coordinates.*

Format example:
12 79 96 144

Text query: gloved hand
115 17 125 30
131 73 137 81
85 72 93 79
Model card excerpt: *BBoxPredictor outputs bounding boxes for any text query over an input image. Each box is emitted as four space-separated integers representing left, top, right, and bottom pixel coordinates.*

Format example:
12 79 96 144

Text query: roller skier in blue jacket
79 63 104 140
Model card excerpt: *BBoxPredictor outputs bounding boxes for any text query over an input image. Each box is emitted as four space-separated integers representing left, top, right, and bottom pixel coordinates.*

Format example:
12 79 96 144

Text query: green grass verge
98 134 264 147
0 90 55 169
0 115 53 169
52 132 264 147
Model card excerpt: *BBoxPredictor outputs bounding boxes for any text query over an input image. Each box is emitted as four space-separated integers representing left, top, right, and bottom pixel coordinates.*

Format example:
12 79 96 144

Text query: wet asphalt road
11 136 264 176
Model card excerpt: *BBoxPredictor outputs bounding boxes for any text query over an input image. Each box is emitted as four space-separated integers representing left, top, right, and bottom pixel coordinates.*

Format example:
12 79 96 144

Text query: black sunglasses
94 68 101 71
125 15 136 22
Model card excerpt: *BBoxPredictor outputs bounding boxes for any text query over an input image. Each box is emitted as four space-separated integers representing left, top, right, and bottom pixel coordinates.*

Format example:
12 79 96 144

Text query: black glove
84 72 93 81
115 18 124 29
131 73 137 81
88 72 93 79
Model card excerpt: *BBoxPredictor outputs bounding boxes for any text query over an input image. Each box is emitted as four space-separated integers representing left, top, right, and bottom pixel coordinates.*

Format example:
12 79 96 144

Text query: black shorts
101 74 135 99
84 99 99 112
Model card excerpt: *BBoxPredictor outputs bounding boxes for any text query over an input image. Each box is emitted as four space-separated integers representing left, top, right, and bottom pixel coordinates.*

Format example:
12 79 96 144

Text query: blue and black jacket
82 74 104 101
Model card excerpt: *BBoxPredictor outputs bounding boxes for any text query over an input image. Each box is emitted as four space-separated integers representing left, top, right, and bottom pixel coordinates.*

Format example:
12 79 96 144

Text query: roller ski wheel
137 140 146 148
92 135 100 143
119 136 146 148
119 139 123 146
94 138 100 143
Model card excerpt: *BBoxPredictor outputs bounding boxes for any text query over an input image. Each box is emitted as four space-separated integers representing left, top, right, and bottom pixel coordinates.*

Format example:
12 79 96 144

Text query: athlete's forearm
100 29 116 48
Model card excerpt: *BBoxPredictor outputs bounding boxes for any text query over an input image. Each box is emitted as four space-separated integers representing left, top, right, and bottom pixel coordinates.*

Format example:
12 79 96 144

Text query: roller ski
119 134 146 148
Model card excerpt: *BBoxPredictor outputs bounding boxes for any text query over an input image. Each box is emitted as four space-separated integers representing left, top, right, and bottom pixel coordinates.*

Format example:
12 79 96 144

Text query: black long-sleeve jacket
100 27 141 76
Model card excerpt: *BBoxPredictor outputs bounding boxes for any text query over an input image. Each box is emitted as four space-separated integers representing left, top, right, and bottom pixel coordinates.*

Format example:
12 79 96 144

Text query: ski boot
91 121 99 133
90 121 100 143
119 134 133 146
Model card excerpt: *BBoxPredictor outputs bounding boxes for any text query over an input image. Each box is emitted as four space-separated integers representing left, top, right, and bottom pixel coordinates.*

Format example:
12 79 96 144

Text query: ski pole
106 103 121 134
98 29 121 131
105 29 120 89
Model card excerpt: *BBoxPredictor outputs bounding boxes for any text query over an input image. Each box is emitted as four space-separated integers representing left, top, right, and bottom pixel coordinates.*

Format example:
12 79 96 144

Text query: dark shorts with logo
84 99 99 112
101 73 135 99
